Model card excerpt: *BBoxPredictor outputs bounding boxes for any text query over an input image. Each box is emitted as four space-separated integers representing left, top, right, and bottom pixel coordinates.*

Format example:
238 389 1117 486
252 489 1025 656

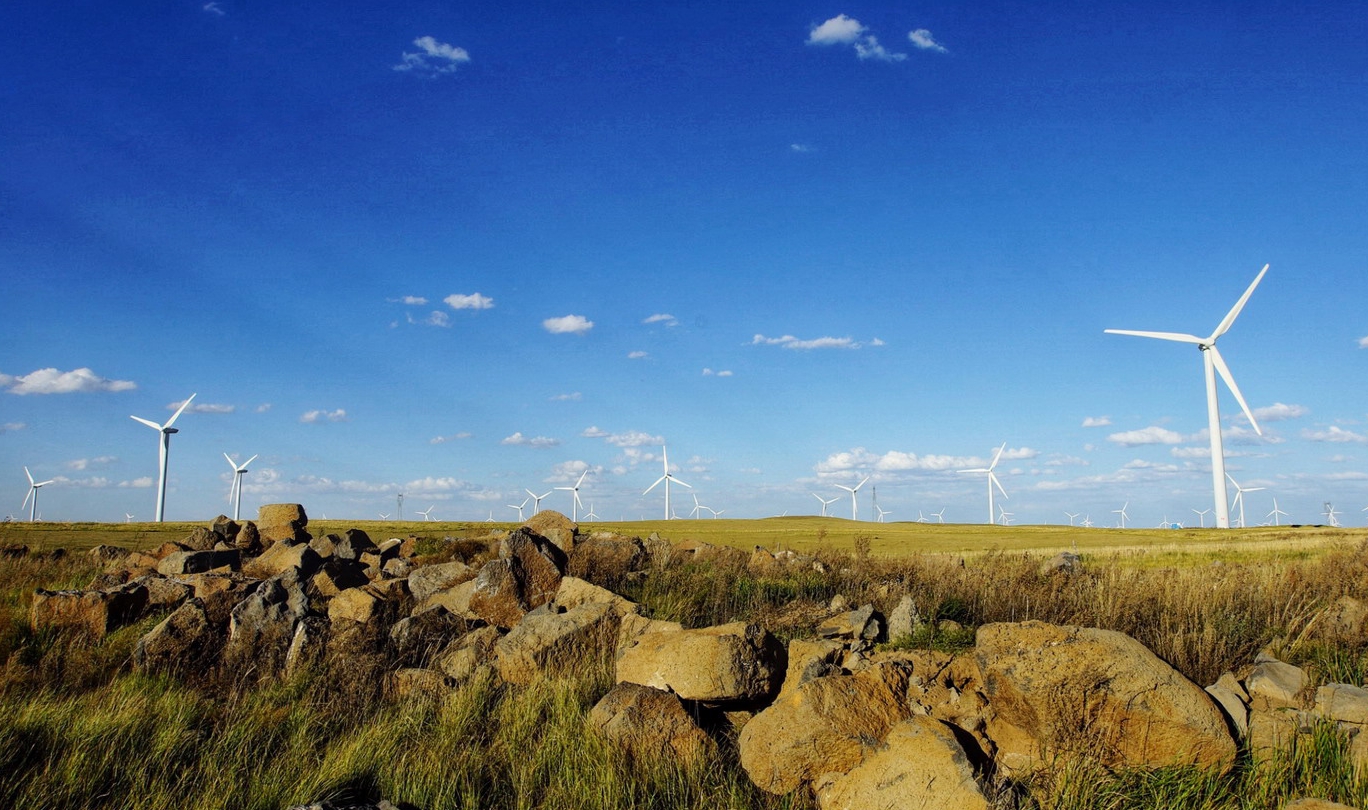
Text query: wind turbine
583 503 599 521
526 488 552 515
1226 474 1265 528
689 493 704 519
223 453 257 522
1081 515 1094 528
1324 502 1341 527
643 446 690 520
555 469 590 521
1105 265 1268 528
418 506 434 521
1112 502 1130 529
812 493 839 517
378 513 390 519
1065 511 1079 526
22 467 54 523
959 443 1008 525
130 393 196 523
1192 508 1211 528
876 505 891 523
997 506 1014 526
917 510 928 523
507 498 529 521
1267 499 1289 526
834 476 870 521
932 508 946 524
125 513 134 523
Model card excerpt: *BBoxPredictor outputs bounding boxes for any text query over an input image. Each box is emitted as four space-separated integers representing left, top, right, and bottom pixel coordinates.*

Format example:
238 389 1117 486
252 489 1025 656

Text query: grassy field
3 515 1361 567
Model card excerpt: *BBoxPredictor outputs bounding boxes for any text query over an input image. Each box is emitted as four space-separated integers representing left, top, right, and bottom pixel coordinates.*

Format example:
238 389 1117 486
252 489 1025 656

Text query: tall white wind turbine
555 469 590 521
1226 474 1265 529
812 493 839 517
526 489 552 515
418 506 435 521
1192 508 1211 528
834 476 870 521
1112 501 1130 529
22 467 55 523
959 443 1008 525
1106 265 1268 529
643 446 690 520
223 453 257 522
1267 499 1289 527
131 393 196 523
507 498 530 521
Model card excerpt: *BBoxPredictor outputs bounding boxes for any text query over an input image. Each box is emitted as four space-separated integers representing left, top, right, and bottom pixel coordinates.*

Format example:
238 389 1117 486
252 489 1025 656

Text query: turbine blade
1104 329 1205 345
959 468 988 474
22 489 33 509
990 472 1008 499
854 476 870 491
673 478 692 489
1210 264 1269 342
224 452 238 469
242 455 258 468
575 469 589 488
989 443 1006 469
130 415 163 430
24 466 34 485
1208 346 1262 435
644 475 667 495
165 393 197 429
36 479 54 487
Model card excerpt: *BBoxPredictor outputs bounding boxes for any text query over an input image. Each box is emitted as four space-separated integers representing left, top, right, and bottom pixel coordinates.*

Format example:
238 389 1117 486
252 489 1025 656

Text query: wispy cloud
390 295 428 305
202 2 225 17
1108 426 1186 446
815 446 1039 476
628 350 648 360
178 401 235 414
0 422 25 433
255 403 272 413
752 334 874 350
907 28 947 52
394 36 470 75
67 456 117 471
643 313 678 327
807 15 906 62
543 314 594 335
1302 426 1368 444
550 392 583 402
584 429 664 448
0 368 136 395
445 293 494 310
580 426 609 439
1247 402 1309 423
301 409 348 424
790 143 813 153
429 432 471 445
1082 416 1112 428
1358 335 1368 348
702 368 734 377
119 477 154 489
501 432 560 448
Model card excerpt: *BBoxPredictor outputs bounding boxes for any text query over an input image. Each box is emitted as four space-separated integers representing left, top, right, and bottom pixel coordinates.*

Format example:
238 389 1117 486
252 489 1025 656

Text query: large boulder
437 625 503 683
739 665 912 795
133 599 221 673
617 621 785 704
975 621 1236 774
408 561 475 603
389 607 469 668
157 549 240 576
525 510 577 552
569 534 650 584
31 584 149 636
551 576 638 617
257 503 309 544
814 717 990 810
332 528 378 562
242 540 322 580
500 528 567 609
224 568 311 674
469 559 530 629
493 602 620 685
588 682 717 767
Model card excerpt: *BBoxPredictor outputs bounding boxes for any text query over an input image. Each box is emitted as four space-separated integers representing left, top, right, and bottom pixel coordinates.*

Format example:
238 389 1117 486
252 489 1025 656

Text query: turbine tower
643 445 691 520
555 469 590 521
418 506 434 521
507 498 530 521
22 467 54 523
1267 499 1289 527
834 476 870 521
1112 501 1130 529
959 443 1008 525
526 488 552 515
1105 265 1268 528
1192 508 1211 528
130 393 196 523
812 493 838 517
223 453 257 522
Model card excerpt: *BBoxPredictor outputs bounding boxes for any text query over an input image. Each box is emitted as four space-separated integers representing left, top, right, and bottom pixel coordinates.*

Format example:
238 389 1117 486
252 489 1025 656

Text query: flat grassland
3 516 1358 566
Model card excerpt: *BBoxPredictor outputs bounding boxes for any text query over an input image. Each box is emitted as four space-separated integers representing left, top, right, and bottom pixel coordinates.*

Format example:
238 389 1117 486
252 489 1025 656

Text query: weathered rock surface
886 595 924 642
242 540 321 580
133 599 220 672
469 558 530 629
525 510 577 552
257 503 309 544
814 716 990 810
157 549 240 576
408 560 475 603
617 621 784 704
437 625 503 683
31 584 149 636
739 665 912 795
976 621 1236 774
1247 660 1309 710
588 682 717 766
816 604 882 643
569 534 650 583
494 601 619 685
501 527 567 609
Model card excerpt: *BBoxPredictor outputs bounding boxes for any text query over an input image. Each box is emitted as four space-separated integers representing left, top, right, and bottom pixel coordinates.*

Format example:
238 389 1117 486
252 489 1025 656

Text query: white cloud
301 409 348 424
119 477 154 489
1302 426 1368 444
255 403 272 413
854 36 907 62
391 295 428 305
180 401 235 414
501 432 561 448
394 36 470 74
596 430 663 448
0 422 24 433
1327 454 1352 463
1108 426 1186 446
815 446 1038 476
67 456 117 471
445 293 494 310
425 311 451 327
908 28 947 52
790 143 813 153
808 14 866 45
643 313 678 327
202 2 225 17
1045 455 1089 467
429 432 472 445
1358 335 1368 348
1248 402 1308 422
1170 446 1210 459
702 368 734 377
580 426 609 439
543 314 594 335
628 351 648 359
1082 416 1112 428
752 334 871 350
550 392 583 402
0 367 136 395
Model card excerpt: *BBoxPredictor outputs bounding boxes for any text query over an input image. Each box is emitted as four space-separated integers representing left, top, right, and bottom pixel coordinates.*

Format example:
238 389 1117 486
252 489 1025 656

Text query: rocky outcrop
976 621 1236 775
493 602 620 685
588 682 717 767
525 510 577 552
814 716 991 810
31 583 149 636
257 503 309 544
617 622 784 704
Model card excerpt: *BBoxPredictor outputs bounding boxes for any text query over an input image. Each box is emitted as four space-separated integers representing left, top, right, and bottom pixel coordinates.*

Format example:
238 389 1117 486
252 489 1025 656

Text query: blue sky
3 1 1366 527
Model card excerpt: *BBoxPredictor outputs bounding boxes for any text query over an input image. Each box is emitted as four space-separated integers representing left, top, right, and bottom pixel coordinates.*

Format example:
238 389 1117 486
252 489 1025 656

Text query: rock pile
24 507 1368 809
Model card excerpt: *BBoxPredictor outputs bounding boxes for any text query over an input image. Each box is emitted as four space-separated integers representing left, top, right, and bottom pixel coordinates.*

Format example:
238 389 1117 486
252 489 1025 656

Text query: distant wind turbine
1192 508 1211 528
1226 474 1265 529
643 446 690 520
223 452 257 522
917 510 928 523
997 505 1014 526
876 504 891 523
22 467 54 523
834 476 870 521
1081 515 1094 528
1105 265 1269 529
1064 511 1079 526
689 493 704 519
583 503 599 521
812 492 839 517
1112 501 1130 529
1267 499 1289 526
125 513 134 523
526 488 552 515
130 393 196 523
507 498 529 521
1324 502 1341 527
932 508 946 524
378 513 390 519
418 506 434 521
959 443 1008 525
555 469 590 521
